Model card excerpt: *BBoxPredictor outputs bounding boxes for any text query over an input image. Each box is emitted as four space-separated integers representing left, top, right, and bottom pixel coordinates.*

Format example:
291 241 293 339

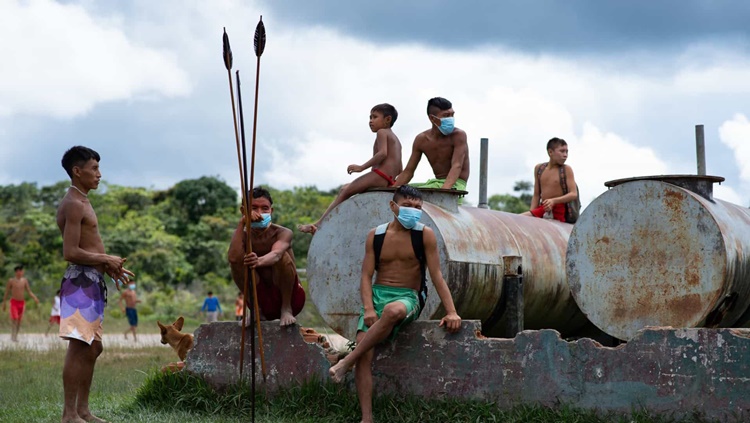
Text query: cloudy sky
1 0 749 207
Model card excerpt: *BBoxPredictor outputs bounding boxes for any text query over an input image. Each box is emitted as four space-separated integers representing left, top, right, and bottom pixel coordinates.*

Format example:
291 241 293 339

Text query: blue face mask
396 206 422 229
251 213 272 229
128 284 136 290
432 115 455 135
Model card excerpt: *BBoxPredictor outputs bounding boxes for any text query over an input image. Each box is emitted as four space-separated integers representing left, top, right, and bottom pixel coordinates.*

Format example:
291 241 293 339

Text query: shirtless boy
119 282 140 342
229 187 306 327
298 103 402 234
2 265 40 342
329 185 462 423
522 137 578 223
57 146 133 423
396 97 470 192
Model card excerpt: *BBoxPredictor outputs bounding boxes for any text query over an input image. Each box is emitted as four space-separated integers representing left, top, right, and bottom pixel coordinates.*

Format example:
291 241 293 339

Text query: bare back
414 128 470 181
372 128 402 177
373 224 421 291
6 278 29 301
56 192 107 274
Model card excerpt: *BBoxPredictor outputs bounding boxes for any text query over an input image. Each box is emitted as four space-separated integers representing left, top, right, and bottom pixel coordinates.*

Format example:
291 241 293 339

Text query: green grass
0 346 721 423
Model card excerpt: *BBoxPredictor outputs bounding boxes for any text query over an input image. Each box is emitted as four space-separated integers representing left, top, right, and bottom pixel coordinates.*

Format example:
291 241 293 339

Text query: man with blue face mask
228 186 306 327
329 185 462 423
396 97 470 196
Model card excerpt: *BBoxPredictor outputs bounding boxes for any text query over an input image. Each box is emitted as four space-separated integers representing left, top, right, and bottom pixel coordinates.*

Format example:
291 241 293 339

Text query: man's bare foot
280 309 296 327
61 413 86 423
329 359 353 383
78 411 108 423
297 223 318 234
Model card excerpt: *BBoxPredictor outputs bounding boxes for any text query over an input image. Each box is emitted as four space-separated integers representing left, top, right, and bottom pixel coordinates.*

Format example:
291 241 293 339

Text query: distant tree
488 180 533 213
168 176 238 233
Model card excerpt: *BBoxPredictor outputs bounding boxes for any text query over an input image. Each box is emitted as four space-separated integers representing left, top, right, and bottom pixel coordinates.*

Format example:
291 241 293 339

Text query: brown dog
157 316 194 361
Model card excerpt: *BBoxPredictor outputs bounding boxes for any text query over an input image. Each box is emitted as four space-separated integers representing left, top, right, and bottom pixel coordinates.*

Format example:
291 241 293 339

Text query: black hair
393 185 423 203
14 265 23 271
371 103 398 127
546 137 567 151
61 146 100 178
208 291 213 296
427 97 453 116
251 186 273 205
56 289 61 296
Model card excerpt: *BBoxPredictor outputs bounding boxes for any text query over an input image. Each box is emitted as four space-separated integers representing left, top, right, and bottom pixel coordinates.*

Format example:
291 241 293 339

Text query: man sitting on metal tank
329 185 462 423
522 137 579 223
228 186 306 327
395 97 470 194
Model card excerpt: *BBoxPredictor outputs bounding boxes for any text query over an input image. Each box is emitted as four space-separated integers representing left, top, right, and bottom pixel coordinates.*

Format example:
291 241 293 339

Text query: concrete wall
186 321 750 422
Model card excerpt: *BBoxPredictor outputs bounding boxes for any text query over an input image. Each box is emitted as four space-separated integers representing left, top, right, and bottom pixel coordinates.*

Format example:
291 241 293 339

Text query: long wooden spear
247 15 267 384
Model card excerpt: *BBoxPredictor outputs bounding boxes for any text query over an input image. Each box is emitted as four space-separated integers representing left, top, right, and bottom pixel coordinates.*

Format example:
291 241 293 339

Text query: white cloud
0 0 190 119
719 114 750 183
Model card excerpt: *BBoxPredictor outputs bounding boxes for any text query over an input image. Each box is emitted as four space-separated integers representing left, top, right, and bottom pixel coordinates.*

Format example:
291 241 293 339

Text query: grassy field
0 345 717 423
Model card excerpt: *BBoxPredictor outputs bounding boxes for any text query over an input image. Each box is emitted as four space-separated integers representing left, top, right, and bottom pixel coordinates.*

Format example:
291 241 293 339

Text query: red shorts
49 315 61 325
9 299 25 321
530 203 566 223
255 274 306 320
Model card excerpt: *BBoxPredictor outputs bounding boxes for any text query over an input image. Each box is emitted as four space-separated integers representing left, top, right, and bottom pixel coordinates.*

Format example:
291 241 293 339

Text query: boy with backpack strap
523 137 580 224
329 185 461 423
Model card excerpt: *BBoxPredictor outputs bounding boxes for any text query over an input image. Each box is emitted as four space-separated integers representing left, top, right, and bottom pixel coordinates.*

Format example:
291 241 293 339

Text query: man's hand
244 252 261 268
541 198 557 212
363 308 379 328
250 211 263 222
347 164 364 175
438 312 462 333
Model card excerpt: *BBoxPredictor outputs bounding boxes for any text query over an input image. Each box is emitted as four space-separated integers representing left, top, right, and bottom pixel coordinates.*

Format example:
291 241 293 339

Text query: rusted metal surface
568 178 750 341
604 174 724 200
308 190 590 340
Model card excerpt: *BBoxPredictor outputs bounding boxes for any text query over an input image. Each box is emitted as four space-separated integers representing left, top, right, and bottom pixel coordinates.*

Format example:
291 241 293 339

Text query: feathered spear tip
223 27 233 70
254 16 266 57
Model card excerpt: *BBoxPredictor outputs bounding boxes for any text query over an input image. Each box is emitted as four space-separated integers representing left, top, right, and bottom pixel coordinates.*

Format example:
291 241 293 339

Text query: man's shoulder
270 224 293 236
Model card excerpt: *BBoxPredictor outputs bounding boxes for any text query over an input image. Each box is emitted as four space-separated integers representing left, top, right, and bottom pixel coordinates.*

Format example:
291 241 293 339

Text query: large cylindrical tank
567 175 750 341
307 189 590 340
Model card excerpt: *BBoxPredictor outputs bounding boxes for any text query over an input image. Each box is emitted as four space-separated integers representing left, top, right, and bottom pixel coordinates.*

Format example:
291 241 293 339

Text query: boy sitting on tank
522 137 578 223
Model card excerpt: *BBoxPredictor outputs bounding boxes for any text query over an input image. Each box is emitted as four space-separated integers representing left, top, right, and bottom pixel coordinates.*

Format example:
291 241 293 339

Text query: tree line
0 177 530 300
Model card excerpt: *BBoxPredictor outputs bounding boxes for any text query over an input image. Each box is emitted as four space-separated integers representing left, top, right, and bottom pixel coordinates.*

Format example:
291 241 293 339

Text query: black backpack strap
410 222 427 315
373 223 388 271
536 162 548 184
559 165 569 194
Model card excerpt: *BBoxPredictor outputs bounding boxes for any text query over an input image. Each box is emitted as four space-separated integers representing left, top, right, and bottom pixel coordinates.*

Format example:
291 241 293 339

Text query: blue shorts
126 307 138 327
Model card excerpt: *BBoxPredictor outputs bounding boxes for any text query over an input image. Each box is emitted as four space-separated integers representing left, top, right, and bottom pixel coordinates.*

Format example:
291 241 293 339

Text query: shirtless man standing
118 282 140 342
298 103 402 234
329 185 462 423
57 146 133 423
522 137 578 223
229 187 306 326
396 97 470 192
2 265 40 342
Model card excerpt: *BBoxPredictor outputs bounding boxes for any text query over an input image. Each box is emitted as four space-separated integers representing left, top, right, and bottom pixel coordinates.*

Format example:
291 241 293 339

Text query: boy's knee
381 303 406 322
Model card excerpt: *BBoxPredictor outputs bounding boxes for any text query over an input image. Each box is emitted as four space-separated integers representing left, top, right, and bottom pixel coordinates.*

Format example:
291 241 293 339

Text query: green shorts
411 178 467 191
357 284 420 340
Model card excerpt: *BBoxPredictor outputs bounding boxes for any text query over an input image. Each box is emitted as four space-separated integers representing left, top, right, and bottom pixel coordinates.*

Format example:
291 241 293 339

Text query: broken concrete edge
184 321 750 422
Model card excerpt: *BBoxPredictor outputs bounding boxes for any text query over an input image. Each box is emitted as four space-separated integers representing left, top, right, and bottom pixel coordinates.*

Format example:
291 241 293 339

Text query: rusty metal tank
566 175 750 341
307 188 590 340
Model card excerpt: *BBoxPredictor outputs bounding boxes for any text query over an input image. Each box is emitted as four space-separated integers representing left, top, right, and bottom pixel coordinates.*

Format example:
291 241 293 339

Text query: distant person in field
234 292 244 321
522 137 578 223
395 97 470 194
329 185 462 423
298 103 403 235
229 187 306 326
46 289 62 336
201 291 222 323
118 282 140 342
2 265 40 342
57 145 134 423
